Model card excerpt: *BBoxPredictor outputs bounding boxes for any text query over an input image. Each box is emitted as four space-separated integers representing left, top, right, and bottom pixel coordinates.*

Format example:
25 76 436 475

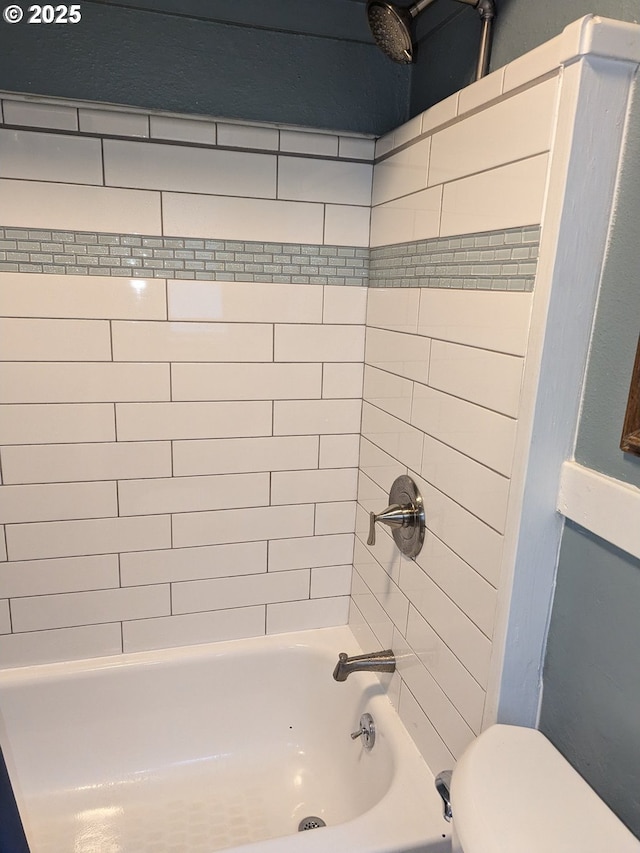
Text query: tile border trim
0 227 369 285
0 93 376 163
0 225 541 289
370 225 540 291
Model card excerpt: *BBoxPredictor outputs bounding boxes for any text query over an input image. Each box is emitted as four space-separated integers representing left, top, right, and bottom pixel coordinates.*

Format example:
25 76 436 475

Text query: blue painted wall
539 42 640 841
2 0 639 133
410 0 640 115
540 523 640 837
0 0 410 135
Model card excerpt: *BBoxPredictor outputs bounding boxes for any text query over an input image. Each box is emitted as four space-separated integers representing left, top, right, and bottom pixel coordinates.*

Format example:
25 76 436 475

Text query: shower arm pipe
407 0 496 80
474 0 496 79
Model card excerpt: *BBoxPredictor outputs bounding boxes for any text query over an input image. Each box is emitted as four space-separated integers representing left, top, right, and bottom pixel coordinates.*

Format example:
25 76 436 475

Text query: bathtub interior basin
0 625 450 853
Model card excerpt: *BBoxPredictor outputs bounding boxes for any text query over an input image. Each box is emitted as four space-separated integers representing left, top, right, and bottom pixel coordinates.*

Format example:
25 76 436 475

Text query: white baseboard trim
557 461 640 560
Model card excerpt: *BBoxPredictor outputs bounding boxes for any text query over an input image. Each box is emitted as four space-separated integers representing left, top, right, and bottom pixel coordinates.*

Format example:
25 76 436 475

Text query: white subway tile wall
103 139 278 198
371 77 556 248
0 129 103 185
0 266 365 660
351 72 559 773
216 123 278 151
0 70 558 787
427 78 556 187
2 101 78 131
149 115 217 146
0 105 372 667
0 100 373 247
0 179 163 234
78 109 150 138
353 284 534 768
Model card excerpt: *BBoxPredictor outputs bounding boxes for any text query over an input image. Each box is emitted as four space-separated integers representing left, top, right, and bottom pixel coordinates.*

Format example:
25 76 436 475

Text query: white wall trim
483 55 638 730
558 461 640 560
562 14 640 66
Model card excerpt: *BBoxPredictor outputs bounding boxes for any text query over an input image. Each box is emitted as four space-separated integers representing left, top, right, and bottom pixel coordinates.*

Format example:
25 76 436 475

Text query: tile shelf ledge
0 91 376 162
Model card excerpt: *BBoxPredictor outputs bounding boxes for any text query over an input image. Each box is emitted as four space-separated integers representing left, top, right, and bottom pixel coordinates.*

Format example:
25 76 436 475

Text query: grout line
108 319 114 361
100 137 106 186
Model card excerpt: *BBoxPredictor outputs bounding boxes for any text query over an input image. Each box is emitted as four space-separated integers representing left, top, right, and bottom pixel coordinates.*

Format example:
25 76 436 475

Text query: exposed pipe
475 0 496 79
408 0 439 18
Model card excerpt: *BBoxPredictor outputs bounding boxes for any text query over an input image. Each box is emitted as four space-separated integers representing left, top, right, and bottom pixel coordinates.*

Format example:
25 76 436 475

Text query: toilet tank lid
450 724 640 853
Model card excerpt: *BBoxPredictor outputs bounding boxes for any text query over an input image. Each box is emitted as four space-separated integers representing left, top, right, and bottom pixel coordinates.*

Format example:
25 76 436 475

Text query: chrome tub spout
333 650 396 682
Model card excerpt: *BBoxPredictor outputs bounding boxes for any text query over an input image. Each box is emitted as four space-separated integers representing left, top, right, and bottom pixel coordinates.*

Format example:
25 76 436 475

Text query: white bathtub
0 625 451 853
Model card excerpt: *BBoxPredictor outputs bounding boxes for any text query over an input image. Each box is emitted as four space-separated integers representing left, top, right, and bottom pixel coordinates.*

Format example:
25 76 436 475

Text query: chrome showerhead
366 1 414 64
367 0 496 79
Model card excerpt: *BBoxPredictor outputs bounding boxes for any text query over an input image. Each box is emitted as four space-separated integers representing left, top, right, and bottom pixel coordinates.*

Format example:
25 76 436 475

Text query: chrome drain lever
351 713 376 750
435 770 453 822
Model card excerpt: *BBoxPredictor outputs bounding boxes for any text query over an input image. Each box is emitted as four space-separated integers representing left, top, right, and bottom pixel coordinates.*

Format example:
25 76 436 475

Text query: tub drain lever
351 713 376 750
435 770 453 822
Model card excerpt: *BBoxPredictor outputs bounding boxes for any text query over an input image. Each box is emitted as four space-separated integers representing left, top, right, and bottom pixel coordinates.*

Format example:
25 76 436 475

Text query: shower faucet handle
368 510 377 546
367 504 414 547
367 476 426 558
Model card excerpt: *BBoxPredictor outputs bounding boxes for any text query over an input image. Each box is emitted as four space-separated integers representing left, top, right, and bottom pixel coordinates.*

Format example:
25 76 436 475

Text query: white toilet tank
450 724 640 853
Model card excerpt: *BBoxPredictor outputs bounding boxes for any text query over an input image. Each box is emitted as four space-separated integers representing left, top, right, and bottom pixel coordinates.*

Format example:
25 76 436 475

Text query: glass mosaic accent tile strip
0 225 541 290
0 228 370 286
370 225 541 290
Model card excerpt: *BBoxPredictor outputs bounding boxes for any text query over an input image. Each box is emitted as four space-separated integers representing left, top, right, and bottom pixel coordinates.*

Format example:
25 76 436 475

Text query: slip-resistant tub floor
26 758 327 853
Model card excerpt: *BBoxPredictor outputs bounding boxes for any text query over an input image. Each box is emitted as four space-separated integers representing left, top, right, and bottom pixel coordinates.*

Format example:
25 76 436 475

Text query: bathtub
0 625 451 853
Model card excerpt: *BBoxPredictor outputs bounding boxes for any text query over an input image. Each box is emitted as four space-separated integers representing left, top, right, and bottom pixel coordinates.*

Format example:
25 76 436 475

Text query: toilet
450 724 640 852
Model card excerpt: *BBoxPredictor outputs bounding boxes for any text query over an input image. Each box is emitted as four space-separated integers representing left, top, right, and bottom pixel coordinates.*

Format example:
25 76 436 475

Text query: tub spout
333 650 396 682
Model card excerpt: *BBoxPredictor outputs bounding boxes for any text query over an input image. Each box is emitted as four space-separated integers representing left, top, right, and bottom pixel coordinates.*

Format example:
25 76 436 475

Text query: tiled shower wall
349 71 560 770
0 65 560 779
0 98 374 667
